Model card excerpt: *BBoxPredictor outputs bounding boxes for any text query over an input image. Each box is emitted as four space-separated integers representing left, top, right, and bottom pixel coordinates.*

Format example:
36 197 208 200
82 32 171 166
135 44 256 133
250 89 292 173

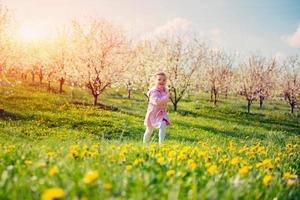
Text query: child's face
155 75 167 90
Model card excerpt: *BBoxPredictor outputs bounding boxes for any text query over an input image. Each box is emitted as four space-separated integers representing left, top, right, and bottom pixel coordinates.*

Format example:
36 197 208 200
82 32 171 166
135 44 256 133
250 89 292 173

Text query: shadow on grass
109 96 145 103
72 101 118 111
175 102 300 136
175 120 267 141
176 109 201 118
119 110 144 119
0 110 27 121
116 105 298 142
197 111 300 135
108 92 146 102
87 123 145 141
168 134 201 143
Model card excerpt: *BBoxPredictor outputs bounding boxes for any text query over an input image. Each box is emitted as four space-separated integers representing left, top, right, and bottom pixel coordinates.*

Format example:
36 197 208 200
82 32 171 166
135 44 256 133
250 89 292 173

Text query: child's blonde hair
149 72 167 87
155 71 167 78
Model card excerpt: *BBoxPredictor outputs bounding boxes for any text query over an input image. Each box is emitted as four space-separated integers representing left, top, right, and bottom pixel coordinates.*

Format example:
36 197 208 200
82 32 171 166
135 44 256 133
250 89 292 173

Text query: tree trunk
71 89 75 99
59 78 65 93
21 73 27 80
47 80 51 92
128 89 131 99
247 100 251 114
31 72 35 83
214 90 217 106
173 102 178 111
291 104 294 114
259 96 264 109
39 74 43 84
93 95 98 106
210 88 213 102
144 93 149 101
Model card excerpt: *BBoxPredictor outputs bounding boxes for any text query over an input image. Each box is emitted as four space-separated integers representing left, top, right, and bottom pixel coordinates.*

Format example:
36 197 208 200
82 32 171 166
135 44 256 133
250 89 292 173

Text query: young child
143 72 170 143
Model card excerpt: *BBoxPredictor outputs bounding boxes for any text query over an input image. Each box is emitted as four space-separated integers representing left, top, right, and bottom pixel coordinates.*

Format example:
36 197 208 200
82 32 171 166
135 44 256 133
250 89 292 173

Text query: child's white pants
143 120 166 143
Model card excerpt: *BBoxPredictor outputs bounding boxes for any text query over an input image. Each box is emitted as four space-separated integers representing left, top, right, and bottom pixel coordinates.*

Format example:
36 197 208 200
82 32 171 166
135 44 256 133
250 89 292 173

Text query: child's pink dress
144 87 170 128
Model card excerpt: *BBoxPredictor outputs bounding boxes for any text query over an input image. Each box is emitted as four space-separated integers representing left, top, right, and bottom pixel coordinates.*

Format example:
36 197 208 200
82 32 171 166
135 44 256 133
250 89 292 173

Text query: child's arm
149 91 169 106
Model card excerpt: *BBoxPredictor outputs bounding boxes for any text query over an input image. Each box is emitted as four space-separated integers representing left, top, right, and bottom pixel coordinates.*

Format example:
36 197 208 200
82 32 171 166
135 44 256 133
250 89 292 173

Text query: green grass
0 81 299 200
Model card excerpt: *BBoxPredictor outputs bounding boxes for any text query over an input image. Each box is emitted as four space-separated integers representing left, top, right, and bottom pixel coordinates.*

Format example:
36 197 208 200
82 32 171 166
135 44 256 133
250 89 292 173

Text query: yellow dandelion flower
262 159 271 165
89 151 98 157
103 183 113 190
83 170 99 184
207 165 218 174
256 162 262 168
187 159 197 170
238 147 247 154
177 153 185 161
239 166 250 176
47 152 56 157
69 145 79 150
69 150 79 158
230 157 239 165
218 158 227 164
133 158 144 166
241 159 249 166
41 187 64 200
257 146 266 153
48 166 59 177
80 150 89 157
6 145 16 152
126 165 133 171
263 174 272 186
198 151 207 157
256 159 273 169
284 172 292 179
166 169 176 176
8 144 16 149
82 145 89 151
91 144 100 149
168 150 176 158
24 160 32 166
157 156 165 165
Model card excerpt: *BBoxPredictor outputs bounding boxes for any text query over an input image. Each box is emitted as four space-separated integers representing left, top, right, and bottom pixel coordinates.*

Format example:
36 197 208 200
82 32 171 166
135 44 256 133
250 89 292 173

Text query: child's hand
157 102 167 108
165 92 170 99
157 93 168 108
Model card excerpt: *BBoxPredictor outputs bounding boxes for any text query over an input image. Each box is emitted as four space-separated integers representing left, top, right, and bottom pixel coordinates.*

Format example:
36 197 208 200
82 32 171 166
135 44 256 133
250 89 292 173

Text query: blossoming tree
155 36 206 111
71 19 130 105
236 55 277 113
281 55 300 113
204 49 233 105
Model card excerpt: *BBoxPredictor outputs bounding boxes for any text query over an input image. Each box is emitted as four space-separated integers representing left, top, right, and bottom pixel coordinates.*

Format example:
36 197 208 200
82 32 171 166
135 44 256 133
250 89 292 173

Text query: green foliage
0 83 299 199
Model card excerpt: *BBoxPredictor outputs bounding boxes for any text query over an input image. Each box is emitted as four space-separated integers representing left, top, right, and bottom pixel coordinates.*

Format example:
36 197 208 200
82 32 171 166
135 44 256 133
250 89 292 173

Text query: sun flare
18 27 46 42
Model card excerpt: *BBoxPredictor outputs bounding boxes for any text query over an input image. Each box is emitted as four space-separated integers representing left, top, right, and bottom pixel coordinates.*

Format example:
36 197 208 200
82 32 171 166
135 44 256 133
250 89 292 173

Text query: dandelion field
0 83 299 200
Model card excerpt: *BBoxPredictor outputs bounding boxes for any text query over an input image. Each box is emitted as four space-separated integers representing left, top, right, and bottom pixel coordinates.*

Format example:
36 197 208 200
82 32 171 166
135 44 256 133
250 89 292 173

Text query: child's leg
159 120 167 143
143 126 154 143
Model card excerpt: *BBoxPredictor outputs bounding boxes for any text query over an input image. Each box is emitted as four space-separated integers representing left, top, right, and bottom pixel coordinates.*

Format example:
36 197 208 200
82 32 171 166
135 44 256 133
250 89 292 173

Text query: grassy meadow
0 81 299 200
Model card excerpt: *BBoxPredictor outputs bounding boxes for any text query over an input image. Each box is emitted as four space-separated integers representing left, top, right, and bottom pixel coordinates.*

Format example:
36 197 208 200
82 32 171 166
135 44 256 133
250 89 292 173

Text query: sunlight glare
18 27 47 42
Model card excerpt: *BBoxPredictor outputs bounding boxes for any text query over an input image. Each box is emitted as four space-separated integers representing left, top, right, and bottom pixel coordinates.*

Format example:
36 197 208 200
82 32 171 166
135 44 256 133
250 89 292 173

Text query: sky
2 0 300 58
